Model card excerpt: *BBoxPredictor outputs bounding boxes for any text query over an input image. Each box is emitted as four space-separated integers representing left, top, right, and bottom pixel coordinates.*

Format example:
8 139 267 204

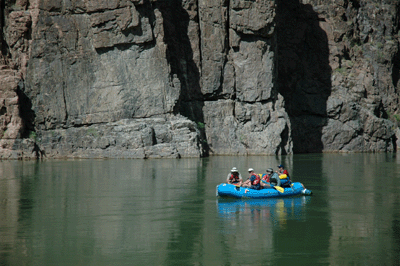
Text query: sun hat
248 168 254 172
231 167 238 173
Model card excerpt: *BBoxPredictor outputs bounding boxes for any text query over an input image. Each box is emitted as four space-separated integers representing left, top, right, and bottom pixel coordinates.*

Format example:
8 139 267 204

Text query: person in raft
261 168 281 188
276 164 291 187
242 168 261 190
226 167 243 186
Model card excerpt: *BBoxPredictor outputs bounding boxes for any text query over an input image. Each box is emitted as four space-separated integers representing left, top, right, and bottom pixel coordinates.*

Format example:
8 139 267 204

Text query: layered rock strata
0 0 399 159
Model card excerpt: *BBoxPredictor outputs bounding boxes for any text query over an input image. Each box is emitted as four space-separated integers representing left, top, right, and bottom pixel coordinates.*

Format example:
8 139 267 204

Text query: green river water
1 153 400 265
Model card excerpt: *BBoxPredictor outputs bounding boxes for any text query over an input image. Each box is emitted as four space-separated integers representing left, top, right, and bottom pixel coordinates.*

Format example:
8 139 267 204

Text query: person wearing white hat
226 167 243 186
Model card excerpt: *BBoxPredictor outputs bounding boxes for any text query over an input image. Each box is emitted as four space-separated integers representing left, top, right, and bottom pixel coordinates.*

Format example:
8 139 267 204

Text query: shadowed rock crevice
276 0 331 153
95 40 156 55
392 5 400 90
277 123 289 155
16 81 35 138
392 49 400 89
0 0 8 59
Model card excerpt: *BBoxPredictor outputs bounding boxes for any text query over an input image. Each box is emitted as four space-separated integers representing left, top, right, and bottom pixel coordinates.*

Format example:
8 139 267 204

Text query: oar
273 185 284 193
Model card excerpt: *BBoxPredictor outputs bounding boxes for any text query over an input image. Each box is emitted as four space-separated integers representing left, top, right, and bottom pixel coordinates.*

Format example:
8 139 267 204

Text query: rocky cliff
1 0 399 159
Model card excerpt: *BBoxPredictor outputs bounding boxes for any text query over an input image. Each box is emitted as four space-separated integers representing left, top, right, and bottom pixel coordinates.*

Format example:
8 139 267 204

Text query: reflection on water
216 197 312 265
217 197 311 229
0 159 208 266
323 154 400 265
0 153 400 265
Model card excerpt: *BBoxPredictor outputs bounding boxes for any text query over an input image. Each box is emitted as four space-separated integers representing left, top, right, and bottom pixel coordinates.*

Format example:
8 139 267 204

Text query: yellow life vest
279 174 287 179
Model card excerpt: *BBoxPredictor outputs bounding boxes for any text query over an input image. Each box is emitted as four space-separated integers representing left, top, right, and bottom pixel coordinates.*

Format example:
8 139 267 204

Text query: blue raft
216 182 312 199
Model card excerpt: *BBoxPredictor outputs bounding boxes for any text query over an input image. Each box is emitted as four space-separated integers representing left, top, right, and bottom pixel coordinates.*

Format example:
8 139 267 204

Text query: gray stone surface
1 0 399 159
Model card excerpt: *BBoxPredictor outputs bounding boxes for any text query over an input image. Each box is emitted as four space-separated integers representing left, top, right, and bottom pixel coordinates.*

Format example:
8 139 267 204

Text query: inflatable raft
216 182 312 199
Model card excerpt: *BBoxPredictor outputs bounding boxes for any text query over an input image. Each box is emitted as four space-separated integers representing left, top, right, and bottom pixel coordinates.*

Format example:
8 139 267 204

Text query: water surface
1 153 400 265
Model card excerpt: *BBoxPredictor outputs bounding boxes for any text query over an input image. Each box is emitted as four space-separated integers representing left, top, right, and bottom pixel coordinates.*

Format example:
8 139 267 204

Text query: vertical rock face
199 0 291 155
0 0 399 159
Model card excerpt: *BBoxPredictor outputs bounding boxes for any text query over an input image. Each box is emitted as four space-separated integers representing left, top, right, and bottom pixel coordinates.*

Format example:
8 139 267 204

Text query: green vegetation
350 38 361 48
197 122 205 130
29 131 37 141
334 67 347 75
346 61 354 68
373 50 387 63
385 35 393 41
387 111 400 126
86 128 99 137
352 44 362 56
375 42 383 49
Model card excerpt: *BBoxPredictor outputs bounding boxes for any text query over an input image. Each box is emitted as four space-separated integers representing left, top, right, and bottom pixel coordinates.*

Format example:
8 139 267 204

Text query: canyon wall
0 0 399 159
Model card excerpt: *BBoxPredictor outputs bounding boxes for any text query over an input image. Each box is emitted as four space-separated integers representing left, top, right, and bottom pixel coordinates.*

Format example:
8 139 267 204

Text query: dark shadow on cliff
154 0 209 156
0 0 11 60
276 0 332 153
13 80 37 156
392 3 400 92
392 48 400 92
2 1 37 156
16 81 35 138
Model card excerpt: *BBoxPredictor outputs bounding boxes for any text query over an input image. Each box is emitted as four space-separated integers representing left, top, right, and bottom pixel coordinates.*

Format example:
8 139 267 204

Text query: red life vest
229 173 240 183
262 173 271 183
251 173 260 185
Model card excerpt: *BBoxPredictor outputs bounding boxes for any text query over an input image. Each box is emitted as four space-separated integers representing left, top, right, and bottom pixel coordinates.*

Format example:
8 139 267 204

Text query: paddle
260 179 283 193
273 185 284 193
232 181 283 193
